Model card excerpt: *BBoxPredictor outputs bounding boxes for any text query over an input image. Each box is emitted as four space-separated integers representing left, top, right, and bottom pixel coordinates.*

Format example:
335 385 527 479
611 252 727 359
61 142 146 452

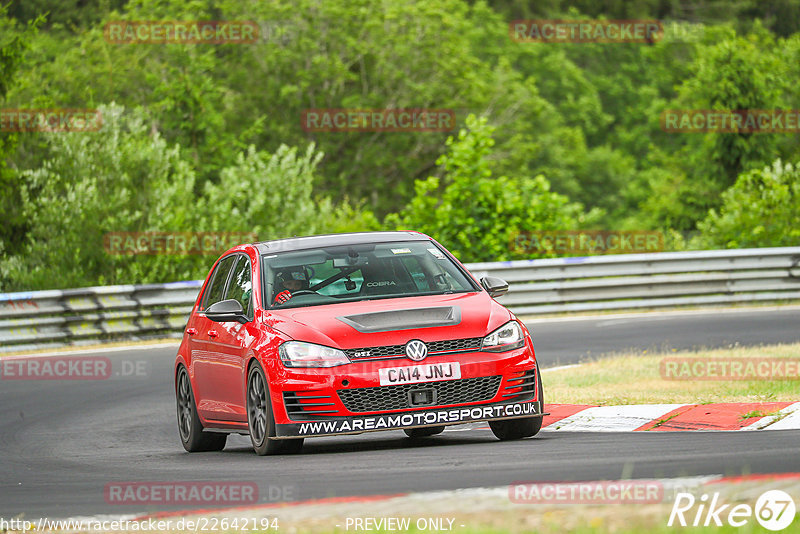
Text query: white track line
742 402 800 431
542 404 687 432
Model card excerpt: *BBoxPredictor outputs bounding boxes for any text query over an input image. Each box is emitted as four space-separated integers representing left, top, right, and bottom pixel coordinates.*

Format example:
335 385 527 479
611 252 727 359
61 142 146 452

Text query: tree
200 142 378 240
1 104 201 290
693 159 800 249
5 0 129 30
387 115 598 262
0 7 43 289
1 103 379 291
645 28 784 231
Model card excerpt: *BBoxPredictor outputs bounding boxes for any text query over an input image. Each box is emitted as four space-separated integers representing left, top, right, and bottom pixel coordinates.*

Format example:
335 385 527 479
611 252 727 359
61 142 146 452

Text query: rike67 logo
669 490 796 531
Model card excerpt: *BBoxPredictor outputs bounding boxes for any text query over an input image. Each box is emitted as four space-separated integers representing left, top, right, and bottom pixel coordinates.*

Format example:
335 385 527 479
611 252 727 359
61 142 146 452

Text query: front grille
429 337 483 352
283 392 338 415
337 375 502 413
502 369 537 400
344 337 483 361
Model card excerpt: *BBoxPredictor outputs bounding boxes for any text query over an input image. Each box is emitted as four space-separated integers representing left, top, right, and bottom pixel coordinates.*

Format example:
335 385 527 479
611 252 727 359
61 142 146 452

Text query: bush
0 108 382 291
1 104 202 290
693 159 800 249
388 115 598 262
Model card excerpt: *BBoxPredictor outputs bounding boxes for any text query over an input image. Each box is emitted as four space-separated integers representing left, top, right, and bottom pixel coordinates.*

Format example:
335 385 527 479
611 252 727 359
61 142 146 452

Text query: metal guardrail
2 247 799 352
0 281 202 352
469 246 800 315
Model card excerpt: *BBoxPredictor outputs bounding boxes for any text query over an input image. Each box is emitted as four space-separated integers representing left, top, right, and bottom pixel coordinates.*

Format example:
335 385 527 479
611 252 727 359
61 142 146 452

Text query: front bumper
266 345 540 435
274 398 545 438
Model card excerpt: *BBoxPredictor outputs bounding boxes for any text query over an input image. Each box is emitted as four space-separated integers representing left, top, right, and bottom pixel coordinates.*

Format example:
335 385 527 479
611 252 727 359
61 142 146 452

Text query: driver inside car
273 268 310 305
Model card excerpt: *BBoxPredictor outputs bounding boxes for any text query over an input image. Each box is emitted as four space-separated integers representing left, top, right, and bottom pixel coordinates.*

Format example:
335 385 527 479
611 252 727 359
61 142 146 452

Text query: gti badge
405 339 428 362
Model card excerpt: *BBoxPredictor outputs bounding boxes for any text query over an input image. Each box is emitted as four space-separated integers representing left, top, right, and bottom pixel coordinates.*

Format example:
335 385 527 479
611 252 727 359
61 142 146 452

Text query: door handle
186 328 198 336
208 330 218 338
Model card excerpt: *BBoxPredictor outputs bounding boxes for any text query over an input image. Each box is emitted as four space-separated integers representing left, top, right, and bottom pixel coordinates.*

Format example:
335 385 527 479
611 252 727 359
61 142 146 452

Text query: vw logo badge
405 339 428 362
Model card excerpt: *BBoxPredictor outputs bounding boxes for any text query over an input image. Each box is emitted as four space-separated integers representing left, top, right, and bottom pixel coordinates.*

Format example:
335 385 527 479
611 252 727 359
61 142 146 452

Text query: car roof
253 231 431 254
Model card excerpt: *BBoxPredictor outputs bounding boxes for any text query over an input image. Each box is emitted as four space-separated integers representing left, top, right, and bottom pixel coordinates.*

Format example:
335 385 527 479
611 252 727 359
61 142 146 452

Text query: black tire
176 367 227 452
489 367 544 441
247 363 304 455
404 426 445 438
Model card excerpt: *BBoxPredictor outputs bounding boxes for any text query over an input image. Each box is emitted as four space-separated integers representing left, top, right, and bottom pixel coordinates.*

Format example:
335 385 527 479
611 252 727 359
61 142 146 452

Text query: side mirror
205 299 248 324
480 276 509 298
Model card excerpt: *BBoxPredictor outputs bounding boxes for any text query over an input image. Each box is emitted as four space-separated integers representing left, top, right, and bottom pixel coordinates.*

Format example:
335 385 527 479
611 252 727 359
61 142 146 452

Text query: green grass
543 343 800 405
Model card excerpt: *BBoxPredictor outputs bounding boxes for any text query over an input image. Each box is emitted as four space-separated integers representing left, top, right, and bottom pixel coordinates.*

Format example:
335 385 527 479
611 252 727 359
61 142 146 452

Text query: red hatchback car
175 231 544 455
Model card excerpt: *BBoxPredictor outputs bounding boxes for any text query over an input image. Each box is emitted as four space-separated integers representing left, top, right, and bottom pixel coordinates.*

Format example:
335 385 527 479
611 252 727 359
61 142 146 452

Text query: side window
201 255 237 310
225 256 253 316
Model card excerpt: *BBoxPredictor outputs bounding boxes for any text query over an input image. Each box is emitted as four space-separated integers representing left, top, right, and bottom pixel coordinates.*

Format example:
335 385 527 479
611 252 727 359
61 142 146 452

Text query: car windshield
263 241 477 309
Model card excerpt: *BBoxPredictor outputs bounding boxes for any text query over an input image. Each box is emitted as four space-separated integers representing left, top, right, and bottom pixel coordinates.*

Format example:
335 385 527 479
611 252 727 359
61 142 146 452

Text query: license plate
378 362 461 386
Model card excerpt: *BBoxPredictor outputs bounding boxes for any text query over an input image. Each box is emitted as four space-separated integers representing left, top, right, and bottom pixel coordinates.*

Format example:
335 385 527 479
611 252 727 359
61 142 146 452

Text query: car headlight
481 321 525 352
278 341 351 367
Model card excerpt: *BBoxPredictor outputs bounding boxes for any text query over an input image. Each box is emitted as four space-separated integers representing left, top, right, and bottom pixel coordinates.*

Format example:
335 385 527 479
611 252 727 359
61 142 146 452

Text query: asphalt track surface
527 306 800 367
1 308 799 518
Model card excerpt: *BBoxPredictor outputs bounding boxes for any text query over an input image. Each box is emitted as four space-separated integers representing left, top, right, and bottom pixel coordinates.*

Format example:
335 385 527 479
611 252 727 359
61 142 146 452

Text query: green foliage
0 8 42 98
693 159 800 249
388 115 598 262
3 0 800 291
490 0 800 37
199 143 378 240
1 104 202 290
624 26 792 232
0 105 379 291
316 199 382 235
5 0 129 30
0 6 43 278
200 144 323 241
681 31 782 181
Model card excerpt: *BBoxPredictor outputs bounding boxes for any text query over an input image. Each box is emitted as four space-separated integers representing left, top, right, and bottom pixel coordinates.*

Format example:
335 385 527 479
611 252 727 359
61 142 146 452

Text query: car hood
268 292 512 348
